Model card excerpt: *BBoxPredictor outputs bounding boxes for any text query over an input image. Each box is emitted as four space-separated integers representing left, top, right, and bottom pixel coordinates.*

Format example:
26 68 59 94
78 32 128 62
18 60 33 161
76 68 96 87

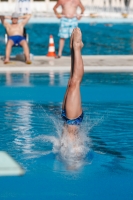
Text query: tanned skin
53 0 85 57
0 14 31 64
62 27 84 139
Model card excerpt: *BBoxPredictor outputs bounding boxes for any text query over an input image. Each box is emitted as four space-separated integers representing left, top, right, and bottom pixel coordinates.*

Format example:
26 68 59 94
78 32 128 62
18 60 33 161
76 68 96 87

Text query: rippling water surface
0 72 133 199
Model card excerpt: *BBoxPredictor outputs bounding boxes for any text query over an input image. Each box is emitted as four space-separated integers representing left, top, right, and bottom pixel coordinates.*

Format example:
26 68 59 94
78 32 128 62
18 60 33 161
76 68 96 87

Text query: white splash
25 104 97 169
35 115 92 170
33 125 91 170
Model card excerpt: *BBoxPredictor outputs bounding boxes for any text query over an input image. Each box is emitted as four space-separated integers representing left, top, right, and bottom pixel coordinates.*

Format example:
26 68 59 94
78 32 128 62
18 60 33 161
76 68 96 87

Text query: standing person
53 0 85 58
61 27 84 140
0 13 31 64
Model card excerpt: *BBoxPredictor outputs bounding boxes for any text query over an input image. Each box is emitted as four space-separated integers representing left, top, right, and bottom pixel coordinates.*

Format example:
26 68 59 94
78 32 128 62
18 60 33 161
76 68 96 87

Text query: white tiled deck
0 56 133 72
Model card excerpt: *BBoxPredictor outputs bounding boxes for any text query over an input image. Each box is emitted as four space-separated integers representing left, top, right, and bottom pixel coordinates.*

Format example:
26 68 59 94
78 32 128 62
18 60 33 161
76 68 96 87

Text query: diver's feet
73 28 84 50
70 28 83 50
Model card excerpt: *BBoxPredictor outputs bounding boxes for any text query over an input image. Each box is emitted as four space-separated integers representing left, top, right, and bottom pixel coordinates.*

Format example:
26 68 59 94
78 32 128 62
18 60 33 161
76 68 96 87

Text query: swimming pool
0 72 133 199
1 23 133 56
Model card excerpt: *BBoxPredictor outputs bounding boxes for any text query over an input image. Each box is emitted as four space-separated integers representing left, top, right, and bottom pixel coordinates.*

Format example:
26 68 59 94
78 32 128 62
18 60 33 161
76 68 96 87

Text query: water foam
31 104 106 170
32 113 92 170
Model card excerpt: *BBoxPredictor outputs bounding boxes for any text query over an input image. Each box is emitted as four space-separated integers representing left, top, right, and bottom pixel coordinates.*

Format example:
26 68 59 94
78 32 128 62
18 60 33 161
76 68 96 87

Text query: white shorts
58 17 78 39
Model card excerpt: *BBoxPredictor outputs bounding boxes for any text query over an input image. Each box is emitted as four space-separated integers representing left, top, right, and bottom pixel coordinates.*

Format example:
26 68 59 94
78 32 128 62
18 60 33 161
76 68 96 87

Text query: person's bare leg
62 49 74 110
62 28 84 139
4 40 14 64
62 30 75 110
64 28 84 119
20 40 31 64
57 38 65 58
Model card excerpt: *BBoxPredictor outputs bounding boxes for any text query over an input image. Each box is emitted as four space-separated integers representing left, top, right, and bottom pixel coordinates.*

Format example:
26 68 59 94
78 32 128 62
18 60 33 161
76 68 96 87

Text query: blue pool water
0 72 133 199
1 23 133 55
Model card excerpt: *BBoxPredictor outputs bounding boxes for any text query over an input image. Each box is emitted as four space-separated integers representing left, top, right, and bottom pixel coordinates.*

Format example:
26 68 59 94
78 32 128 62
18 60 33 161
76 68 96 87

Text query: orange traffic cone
47 35 56 57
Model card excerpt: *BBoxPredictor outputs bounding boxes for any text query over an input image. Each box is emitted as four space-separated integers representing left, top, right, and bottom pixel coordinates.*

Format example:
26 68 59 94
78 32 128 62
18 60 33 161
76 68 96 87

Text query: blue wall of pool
0 23 133 56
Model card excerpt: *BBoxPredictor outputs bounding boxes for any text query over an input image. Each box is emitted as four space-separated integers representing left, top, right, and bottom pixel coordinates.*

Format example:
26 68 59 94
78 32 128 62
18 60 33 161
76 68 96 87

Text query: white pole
105 0 110 10
87 0 93 12
121 0 125 11
130 0 133 10
116 0 121 9
45 0 49 13
99 0 105 11
93 0 101 12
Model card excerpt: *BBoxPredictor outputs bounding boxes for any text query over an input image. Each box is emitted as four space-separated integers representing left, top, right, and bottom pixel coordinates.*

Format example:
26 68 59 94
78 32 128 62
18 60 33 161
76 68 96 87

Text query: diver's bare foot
73 28 83 50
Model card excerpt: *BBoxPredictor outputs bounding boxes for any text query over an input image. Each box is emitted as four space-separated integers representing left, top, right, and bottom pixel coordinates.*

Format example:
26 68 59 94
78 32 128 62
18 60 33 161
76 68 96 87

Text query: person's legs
62 33 74 110
19 40 31 63
57 38 65 57
4 40 14 64
62 28 84 119
57 18 70 58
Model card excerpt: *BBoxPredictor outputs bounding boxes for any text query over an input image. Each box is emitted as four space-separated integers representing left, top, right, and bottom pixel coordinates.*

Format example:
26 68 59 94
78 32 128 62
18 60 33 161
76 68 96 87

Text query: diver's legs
62 29 75 110
62 49 74 110
63 28 84 119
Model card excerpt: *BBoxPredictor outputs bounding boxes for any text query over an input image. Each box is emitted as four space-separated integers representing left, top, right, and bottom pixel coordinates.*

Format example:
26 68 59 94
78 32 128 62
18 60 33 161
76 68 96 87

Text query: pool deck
0 55 133 73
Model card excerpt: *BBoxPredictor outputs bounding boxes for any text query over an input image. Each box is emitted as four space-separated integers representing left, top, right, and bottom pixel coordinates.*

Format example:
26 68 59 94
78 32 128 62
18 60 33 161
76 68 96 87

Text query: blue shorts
58 17 78 39
61 110 83 126
8 35 26 46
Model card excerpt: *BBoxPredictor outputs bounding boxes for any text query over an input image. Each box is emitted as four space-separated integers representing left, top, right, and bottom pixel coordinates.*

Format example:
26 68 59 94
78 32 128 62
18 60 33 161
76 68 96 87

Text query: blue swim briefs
58 17 78 39
61 110 83 126
8 35 26 46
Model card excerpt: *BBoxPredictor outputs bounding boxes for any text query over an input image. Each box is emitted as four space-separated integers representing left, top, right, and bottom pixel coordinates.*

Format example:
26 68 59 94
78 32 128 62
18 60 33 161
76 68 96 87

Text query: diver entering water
61 27 84 138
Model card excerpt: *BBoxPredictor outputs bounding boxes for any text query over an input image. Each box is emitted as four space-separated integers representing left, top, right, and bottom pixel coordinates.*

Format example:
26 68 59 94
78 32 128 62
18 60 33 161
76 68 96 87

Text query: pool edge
0 66 133 73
